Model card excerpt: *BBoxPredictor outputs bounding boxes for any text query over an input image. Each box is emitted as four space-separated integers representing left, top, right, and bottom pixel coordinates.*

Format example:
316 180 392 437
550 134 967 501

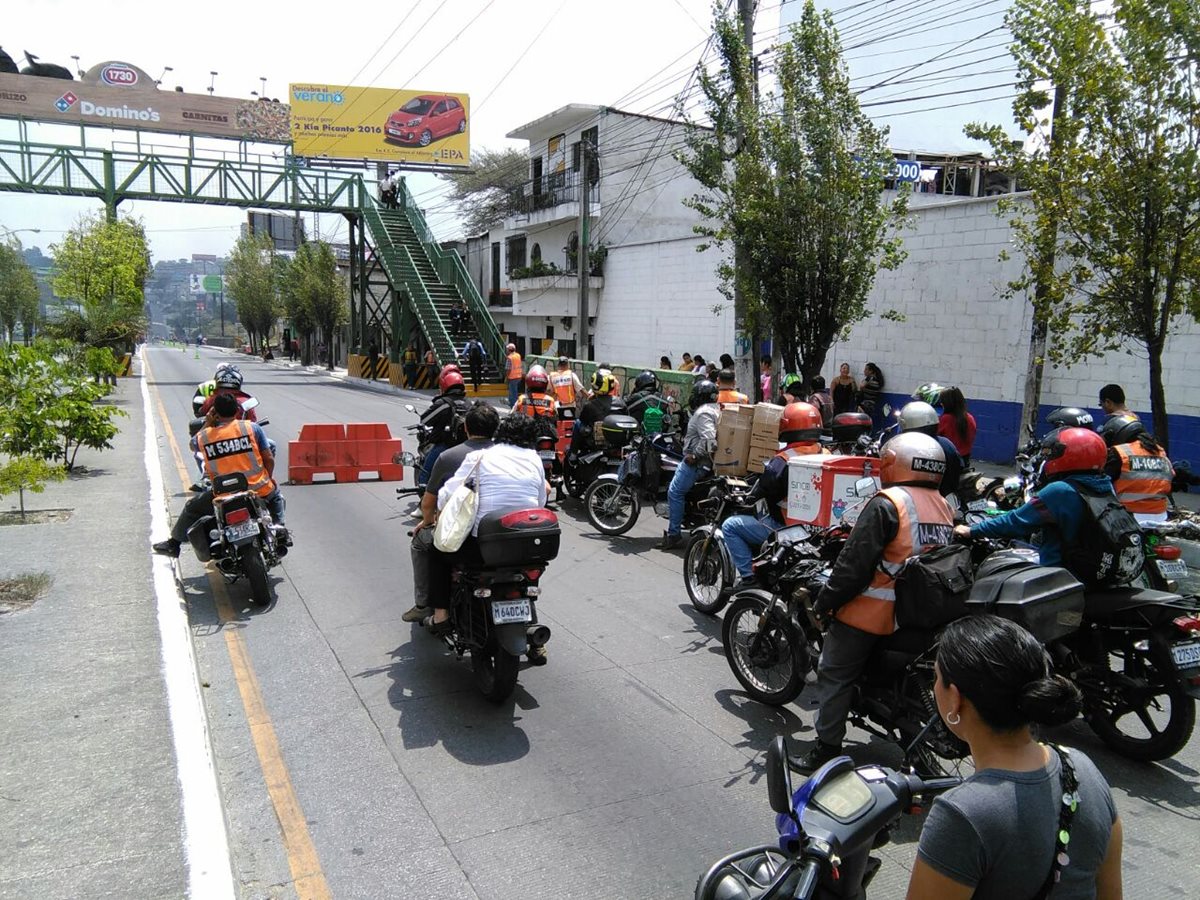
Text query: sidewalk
0 374 189 898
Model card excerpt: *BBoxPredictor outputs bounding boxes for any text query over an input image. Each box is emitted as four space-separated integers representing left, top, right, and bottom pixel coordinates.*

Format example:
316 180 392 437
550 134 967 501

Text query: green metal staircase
360 180 505 378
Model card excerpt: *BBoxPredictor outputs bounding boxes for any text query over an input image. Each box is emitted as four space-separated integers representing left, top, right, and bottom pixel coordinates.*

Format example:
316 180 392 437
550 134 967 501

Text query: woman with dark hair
831 362 858 414
858 362 885 428
938 386 977 465
906 615 1123 900
660 355 672 370
719 353 735 370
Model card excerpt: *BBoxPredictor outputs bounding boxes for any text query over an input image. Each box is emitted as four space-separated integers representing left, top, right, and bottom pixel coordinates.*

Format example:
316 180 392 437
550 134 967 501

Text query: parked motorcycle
695 736 960 900
683 476 755 615
535 429 565 504
185 470 286 607
563 413 639 500
431 508 560 702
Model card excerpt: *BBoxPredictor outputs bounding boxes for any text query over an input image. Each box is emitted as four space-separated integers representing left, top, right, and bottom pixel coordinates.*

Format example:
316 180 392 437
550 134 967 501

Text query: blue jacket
969 473 1115 566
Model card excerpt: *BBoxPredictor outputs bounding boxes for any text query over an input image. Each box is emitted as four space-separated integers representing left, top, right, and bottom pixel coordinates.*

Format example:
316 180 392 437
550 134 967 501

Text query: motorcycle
188 396 272 490
982 409 1093 511
683 476 755 615
695 736 959 900
398 403 435 487
562 413 638 499
184 470 286 607
431 508 560 702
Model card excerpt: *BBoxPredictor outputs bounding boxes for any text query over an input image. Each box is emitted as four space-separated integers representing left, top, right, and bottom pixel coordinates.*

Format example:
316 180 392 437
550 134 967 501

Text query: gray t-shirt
425 439 493 499
917 747 1116 899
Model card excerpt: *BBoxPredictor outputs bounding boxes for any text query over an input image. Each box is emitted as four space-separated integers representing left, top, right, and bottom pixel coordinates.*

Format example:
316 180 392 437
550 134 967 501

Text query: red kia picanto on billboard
384 95 466 147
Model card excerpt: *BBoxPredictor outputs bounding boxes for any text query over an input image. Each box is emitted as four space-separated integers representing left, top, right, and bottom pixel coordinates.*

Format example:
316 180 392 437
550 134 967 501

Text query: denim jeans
721 513 779 577
507 378 521 406
666 460 701 536
420 443 446 487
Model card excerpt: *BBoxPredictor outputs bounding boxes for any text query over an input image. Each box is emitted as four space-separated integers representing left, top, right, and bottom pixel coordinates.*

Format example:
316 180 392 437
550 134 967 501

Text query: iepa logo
55 91 78 112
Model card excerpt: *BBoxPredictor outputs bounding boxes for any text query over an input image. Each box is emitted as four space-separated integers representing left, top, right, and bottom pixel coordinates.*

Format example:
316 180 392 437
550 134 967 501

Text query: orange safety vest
1113 442 1174 515
197 419 274 498
718 388 749 404
836 486 954 636
507 352 524 380
550 370 577 405
516 393 557 418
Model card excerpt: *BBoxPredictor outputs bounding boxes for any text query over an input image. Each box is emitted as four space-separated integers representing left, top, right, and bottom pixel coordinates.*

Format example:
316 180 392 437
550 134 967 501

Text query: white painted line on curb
140 350 236 899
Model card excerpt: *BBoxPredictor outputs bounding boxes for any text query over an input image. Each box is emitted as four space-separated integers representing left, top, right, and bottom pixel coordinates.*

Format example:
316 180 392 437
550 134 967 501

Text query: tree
0 243 40 344
968 0 1200 450
678 0 908 382
225 232 279 351
440 147 529 235
281 242 347 370
49 214 150 351
0 456 65 520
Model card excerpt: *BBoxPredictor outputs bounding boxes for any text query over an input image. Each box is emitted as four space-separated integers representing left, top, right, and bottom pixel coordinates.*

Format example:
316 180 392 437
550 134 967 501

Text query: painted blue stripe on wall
877 392 1200 466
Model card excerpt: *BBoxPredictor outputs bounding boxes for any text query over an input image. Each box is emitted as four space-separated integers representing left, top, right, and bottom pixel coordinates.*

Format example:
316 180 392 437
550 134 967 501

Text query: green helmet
911 382 946 406
781 373 803 394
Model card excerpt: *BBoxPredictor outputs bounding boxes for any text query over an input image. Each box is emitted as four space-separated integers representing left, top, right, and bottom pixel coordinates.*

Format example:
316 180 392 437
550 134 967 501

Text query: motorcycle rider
721 402 826 586
626 370 672 433
419 367 470 486
1097 383 1136 442
953 428 1116 569
1101 417 1174 524
660 380 721 550
403 402 499 625
808 375 834 428
191 363 232 415
776 373 805 406
196 365 257 420
550 356 589 411
152 392 287 558
796 432 954 772
511 364 558 437
716 368 749 404
570 370 626 457
894 401 963 498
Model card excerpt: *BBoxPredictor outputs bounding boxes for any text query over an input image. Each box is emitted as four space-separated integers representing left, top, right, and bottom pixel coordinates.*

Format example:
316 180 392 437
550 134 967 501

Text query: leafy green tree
440 147 529 235
0 243 40 345
678 0 908 381
0 456 65 519
281 242 347 370
968 0 1200 449
49 214 150 351
225 232 279 351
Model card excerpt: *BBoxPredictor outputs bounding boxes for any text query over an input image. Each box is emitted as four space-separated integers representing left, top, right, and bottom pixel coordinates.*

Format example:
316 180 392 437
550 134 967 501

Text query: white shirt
439 443 547 535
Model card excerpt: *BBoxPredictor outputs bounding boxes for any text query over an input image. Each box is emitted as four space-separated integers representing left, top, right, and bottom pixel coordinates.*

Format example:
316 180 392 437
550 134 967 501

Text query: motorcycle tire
241 549 273 607
584 479 640 535
472 640 520 703
722 593 804 706
684 531 731 616
1083 647 1196 761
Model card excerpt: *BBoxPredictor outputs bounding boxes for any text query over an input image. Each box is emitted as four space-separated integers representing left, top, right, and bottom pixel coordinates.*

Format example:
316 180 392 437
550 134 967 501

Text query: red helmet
1041 427 1106 480
440 362 461 377
780 402 823 443
438 368 465 392
525 364 549 392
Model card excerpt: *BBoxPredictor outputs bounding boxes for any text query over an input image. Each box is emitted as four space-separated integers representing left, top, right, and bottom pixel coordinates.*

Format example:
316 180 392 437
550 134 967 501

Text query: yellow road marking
146 353 331 900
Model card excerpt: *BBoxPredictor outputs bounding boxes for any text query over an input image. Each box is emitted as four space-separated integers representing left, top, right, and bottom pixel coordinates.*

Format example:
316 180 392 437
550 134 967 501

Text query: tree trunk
1148 339 1170 454
19 486 26 520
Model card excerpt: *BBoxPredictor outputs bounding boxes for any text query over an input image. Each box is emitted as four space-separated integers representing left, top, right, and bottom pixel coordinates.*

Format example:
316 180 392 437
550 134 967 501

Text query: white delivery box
786 455 880 526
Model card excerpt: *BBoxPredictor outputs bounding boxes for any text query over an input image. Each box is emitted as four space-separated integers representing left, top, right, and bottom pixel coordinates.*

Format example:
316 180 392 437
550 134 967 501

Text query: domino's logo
55 91 78 112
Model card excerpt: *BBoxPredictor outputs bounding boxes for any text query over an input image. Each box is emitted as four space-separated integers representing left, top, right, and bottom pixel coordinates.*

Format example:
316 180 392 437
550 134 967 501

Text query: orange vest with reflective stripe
198 419 274 498
516 393 557 418
550 370 577 405
507 352 523 380
1114 442 1173 515
718 388 749 404
836 485 954 636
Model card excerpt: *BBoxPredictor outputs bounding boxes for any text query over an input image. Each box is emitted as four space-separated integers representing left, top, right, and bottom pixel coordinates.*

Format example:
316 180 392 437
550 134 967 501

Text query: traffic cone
194 346 199 359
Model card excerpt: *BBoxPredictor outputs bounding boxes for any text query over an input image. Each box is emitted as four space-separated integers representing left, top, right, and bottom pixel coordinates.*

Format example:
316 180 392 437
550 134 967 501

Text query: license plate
1158 559 1188 579
1172 641 1200 669
538 449 556 460
968 499 991 511
227 520 259 541
492 598 532 624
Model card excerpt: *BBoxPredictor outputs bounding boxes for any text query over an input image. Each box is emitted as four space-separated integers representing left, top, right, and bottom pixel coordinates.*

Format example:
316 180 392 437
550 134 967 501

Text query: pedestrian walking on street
505 343 523 406
402 344 419 389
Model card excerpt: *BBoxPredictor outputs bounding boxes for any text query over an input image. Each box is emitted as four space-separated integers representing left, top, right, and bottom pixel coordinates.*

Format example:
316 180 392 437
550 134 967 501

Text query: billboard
289 84 469 167
190 274 224 294
0 61 290 142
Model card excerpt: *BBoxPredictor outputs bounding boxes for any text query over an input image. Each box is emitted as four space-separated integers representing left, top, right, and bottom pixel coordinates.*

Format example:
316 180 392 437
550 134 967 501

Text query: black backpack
468 341 483 363
1063 485 1144 587
894 543 974 630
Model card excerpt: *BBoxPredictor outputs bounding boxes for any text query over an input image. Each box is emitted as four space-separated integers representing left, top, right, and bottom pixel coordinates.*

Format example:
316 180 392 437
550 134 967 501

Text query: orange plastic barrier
288 423 404 484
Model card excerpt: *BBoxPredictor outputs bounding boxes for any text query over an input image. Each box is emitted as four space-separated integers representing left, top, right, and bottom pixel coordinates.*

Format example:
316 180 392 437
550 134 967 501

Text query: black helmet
1046 407 1095 429
690 380 718 410
634 370 659 393
1101 414 1146 447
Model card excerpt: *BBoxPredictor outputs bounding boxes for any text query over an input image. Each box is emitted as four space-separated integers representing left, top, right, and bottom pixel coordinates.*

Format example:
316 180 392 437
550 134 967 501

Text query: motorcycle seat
877 627 937 658
1084 586 1186 621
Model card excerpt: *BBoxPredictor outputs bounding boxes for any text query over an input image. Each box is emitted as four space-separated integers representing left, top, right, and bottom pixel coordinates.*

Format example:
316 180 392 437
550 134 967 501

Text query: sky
0 0 1020 263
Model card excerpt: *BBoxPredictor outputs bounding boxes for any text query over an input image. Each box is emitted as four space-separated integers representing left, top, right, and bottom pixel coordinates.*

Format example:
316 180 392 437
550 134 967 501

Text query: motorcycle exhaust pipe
527 624 551 647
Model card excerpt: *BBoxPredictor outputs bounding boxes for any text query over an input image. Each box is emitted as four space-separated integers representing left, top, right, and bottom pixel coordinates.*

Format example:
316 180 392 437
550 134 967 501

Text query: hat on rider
438 368 465 393
690 379 719 410
557 355 570 368
779 402 822 444
1101 415 1146 447
215 367 244 390
634 370 659 393
898 400 939 436
525 364 550 392
1040 427 1106 481
880 432 946 488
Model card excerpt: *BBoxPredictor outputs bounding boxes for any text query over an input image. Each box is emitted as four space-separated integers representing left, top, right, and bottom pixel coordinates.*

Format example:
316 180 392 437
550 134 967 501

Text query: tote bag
434 458 482 552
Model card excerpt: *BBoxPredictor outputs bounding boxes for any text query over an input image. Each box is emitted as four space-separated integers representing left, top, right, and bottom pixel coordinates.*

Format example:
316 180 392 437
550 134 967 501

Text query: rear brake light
523 568 542 581
225 507 250 525
506 588 522 599
1173 615 1200 633
1155 544 1182 560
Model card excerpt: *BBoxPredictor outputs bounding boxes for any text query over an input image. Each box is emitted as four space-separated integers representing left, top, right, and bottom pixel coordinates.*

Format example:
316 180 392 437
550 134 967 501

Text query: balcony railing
506 169 582 217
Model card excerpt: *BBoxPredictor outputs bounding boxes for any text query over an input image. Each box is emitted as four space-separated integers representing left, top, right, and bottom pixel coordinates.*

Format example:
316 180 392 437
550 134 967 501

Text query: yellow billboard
289 84 469 167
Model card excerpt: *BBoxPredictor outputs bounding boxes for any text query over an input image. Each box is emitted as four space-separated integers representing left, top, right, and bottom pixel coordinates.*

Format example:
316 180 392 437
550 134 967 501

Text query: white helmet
898 401 939 436
880 432 946 488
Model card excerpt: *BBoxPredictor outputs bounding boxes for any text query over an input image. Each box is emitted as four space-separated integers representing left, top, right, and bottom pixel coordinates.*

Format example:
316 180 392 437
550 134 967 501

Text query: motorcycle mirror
257 418 270 427
394 451 418 466
404 404 417 413
766 736 795 816
240 397 259 412
853 476 877 498
884 403 893 417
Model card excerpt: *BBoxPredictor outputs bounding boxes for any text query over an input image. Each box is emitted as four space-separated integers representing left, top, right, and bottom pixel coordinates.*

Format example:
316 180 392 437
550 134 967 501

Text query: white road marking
140 349 236 898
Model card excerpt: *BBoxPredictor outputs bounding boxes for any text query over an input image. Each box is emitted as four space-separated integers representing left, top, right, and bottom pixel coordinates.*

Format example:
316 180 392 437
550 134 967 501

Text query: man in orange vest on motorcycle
716 368 749 404
550 356 589 409
505 343 524 407
1102 416 1174 523
153 393 287 558
720 402 826 585
795 432 954 772
512 365 558 435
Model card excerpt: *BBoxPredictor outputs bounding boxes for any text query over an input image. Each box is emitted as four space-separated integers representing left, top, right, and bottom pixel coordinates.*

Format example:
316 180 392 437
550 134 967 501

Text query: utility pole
734 0 757 398
577 138 592 361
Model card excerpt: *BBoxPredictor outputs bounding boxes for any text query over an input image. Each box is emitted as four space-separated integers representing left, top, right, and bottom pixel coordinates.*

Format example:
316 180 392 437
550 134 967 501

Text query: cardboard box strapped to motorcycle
714 405 754 476
786 455 881 527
